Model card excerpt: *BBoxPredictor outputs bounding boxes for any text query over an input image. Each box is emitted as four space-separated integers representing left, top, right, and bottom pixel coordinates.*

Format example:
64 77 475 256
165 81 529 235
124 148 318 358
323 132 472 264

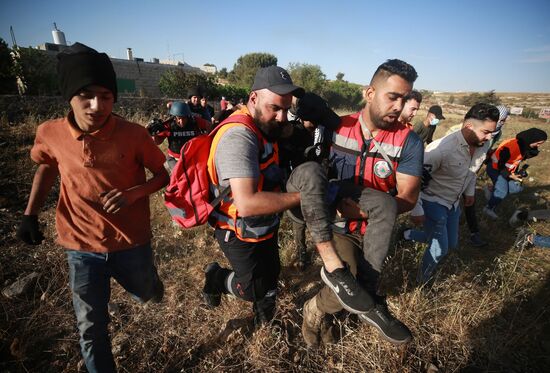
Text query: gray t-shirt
214 126 260 187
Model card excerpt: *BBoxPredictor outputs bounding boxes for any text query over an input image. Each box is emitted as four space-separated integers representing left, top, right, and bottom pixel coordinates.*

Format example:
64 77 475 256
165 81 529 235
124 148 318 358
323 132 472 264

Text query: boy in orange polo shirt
16 43 169 373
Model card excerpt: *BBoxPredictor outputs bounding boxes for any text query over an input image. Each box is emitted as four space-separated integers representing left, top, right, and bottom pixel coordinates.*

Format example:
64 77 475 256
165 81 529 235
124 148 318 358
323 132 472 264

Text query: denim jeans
486 166 523 210
412 199 461 283
286 162 333 244
286 161 397 273
533 235 550 248
66 243 162 373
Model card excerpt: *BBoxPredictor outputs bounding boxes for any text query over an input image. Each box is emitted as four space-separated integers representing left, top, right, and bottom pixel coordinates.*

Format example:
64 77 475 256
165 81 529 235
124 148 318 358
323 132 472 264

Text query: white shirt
411 129 490 215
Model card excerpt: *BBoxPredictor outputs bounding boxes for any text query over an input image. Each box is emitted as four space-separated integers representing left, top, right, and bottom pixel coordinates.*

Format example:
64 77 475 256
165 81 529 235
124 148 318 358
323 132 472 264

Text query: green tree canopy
336 72 345 81
228 52 277 89
287 63 326 94
459 90 501 106
158 69 216 98
217 67 228 79
323 79 363 111
0 38 17 94
12 46 58 96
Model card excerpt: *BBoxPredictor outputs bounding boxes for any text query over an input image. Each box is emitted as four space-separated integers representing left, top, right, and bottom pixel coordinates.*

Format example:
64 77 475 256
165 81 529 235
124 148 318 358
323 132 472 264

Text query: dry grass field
1 95 549 372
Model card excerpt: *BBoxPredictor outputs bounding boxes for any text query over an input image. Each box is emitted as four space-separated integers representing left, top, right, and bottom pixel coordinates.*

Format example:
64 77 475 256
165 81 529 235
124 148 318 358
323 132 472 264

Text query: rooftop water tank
52 23 67 46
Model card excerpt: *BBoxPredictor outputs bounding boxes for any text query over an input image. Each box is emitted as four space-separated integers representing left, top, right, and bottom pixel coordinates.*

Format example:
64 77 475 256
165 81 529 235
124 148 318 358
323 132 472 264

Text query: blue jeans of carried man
486 165 523 210
410 199 461 283
66 243 162 373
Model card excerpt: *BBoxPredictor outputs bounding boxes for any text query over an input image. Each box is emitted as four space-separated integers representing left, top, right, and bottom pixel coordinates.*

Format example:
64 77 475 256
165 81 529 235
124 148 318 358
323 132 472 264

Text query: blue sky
2 0 549 92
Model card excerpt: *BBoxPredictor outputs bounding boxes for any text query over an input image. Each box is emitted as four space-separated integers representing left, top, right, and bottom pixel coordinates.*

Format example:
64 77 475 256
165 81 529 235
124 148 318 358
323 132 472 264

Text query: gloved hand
17 215 44 245
146 118 166 136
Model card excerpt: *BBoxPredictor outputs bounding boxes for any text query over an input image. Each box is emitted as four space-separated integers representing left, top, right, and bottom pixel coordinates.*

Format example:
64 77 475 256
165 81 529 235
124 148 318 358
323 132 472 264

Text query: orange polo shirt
31 113 166 253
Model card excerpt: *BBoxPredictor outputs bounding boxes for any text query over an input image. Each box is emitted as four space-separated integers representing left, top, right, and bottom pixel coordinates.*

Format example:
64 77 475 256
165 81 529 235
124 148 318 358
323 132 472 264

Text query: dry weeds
1 97 549 372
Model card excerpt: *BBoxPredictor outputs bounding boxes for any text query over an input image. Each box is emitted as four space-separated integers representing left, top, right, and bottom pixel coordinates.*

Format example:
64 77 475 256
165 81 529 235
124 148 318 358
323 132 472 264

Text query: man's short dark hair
405 90 422 104
464 103 500 122
371 59 418 85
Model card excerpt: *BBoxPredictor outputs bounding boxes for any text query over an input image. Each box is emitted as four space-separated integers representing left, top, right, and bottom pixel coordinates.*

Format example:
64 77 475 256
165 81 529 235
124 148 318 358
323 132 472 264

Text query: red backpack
164 114 260 228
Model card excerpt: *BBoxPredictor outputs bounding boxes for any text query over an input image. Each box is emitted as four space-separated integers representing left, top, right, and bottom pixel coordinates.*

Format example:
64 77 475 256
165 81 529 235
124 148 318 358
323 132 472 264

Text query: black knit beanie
57 42 117 102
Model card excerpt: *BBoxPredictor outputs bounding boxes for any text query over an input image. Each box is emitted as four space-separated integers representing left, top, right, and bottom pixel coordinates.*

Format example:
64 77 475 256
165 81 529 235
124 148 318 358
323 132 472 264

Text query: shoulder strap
358 112 395 174
208 113 264 206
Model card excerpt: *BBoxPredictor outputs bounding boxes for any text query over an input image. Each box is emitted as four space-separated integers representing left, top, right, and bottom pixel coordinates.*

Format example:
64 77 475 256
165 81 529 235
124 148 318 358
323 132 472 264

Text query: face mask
526 148 539 158
430 118 440 126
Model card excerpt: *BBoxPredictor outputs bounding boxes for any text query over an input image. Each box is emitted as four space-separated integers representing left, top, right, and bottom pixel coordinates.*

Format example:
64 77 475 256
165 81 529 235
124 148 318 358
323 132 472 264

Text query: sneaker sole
359 313 412 345
320 268 370 314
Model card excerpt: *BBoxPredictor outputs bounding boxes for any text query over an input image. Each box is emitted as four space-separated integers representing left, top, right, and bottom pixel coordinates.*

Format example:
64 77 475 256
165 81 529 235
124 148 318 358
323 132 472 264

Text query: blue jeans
533 235 550 248
411 199 461 283
486 166 523 209
66 243 162 373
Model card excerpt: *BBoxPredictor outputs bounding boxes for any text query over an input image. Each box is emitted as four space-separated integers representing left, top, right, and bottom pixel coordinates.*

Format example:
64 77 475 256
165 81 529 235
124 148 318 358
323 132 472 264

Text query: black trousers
214 228 280 303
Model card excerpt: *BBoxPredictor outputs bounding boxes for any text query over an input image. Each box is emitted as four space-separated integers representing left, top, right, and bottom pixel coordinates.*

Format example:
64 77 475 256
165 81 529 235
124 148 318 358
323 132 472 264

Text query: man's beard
254 108 283 142
369 106 397 130
372 114 395 130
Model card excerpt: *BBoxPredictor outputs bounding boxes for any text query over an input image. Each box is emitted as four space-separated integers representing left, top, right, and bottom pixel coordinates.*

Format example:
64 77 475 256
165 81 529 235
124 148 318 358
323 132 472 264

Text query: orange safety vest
491 138 522 173
207 110 281 242
331 112 411 235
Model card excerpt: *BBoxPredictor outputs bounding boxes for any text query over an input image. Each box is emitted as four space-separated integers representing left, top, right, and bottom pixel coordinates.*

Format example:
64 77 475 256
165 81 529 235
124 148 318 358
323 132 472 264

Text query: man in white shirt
403 103 499 283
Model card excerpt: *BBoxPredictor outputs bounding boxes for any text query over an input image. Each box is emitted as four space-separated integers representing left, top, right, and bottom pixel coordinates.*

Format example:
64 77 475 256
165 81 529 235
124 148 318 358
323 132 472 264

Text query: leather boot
302 296 324 348
320 315 336 344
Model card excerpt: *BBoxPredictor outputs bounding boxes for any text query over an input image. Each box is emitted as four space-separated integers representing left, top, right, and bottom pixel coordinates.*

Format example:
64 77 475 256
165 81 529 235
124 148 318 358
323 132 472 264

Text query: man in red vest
302 59 424 346
398 90 422 130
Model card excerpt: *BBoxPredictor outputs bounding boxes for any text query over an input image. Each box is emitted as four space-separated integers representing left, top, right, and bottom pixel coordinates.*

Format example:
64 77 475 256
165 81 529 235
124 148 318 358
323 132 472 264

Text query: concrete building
35 24 204 97
200 64 217 74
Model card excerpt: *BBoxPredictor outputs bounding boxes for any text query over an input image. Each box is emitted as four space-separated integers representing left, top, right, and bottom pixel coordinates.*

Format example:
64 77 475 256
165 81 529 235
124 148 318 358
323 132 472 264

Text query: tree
159 69 216 98
229 53 277 89
323 79 363 111
448 95 455 104
336 72 345 81
217 67 228 79
287 63 326 94
459 90 501 106
13 46 58 96
0 38 17 94
419 89 433 100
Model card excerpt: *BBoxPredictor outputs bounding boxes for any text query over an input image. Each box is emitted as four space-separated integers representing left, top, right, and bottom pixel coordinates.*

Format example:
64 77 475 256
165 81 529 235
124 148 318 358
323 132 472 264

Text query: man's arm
229 177 300 217
101 166 169 214
23 163 59 215
395 131 425 214
18 163 59 245
395 172 421 213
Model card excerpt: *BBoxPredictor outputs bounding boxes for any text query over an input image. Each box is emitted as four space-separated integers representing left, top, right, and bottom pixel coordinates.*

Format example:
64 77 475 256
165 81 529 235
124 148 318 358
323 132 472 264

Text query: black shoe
203 262 222 308
359 297 412 345
396 225 413 242
253 292 277 327
150 278 164 303
469 232 488 247
320 264 374 314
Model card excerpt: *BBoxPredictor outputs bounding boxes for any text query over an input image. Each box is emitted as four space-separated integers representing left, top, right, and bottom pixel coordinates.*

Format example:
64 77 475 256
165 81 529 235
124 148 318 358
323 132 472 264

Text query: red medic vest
331 112 411 234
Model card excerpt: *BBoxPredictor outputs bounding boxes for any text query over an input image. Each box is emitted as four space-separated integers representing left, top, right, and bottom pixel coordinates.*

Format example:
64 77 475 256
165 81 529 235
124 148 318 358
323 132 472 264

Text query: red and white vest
331 112 411 234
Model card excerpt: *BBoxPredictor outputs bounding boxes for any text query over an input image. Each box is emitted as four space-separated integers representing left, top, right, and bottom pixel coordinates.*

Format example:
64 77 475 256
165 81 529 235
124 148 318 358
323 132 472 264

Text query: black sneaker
203 262 222 308
359 297 412 345
149 278 164 303
320 265 374 314
469 232 488 247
